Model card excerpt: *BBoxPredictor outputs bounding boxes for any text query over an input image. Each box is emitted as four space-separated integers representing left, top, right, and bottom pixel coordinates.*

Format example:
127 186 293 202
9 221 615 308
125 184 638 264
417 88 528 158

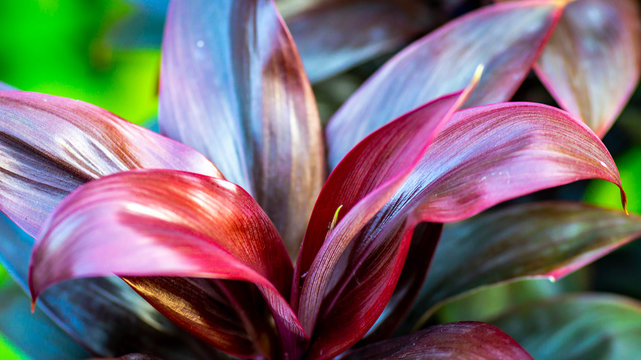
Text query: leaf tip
621 189 628 215
472 64 484 84
329 205 344 233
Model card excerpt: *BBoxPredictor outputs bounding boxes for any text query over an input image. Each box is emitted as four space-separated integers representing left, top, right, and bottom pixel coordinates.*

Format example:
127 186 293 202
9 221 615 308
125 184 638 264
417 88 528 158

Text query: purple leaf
0 91 226 358
287 0 432 83
159 0 325 257
326 1 564 167
535 0 641 136
28 170 303 358
491 294 641 359
0 90 221 238
343 322 533 360
295 76 479 359
404 202 641 330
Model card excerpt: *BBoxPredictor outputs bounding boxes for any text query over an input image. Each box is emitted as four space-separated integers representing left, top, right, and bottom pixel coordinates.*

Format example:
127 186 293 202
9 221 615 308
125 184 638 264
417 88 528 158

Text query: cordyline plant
0 0 640 359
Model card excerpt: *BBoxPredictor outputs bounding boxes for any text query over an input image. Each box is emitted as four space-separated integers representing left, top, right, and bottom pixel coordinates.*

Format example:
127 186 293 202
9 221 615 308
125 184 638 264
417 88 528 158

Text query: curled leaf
29 170 302 357
296 77 478 359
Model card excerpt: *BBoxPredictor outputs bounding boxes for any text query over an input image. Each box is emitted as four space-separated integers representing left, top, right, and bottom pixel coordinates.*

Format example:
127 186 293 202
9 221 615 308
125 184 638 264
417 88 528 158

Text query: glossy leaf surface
0 214 219 359
159 0 324 256
404 103 623 224
326 1 563 167
0 91 223 358
535 0 641 136
405 202 641 329
29 170 302 357
343 322 533 360
287 0 431 83
0 90 220 238
492 295 641 360
296 81 477 359
314 102 621 348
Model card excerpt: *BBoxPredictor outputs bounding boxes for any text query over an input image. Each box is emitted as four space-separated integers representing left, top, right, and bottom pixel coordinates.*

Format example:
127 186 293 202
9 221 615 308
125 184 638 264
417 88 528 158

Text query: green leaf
404 202 641 330
491 294 641 360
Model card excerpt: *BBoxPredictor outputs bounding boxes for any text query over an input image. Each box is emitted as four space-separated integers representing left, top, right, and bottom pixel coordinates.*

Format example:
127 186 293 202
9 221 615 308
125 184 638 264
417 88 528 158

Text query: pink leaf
0 90 220 238
28 170 303 358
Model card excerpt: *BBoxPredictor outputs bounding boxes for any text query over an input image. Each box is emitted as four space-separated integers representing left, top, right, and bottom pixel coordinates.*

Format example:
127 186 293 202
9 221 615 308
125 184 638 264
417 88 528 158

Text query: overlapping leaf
0 91 220 237
300 102 622 357
491 294 641 359
159 0 324 256
295 78 478 359
29 170 303 358
402 202 641 331
0 91 225 358
0 213 222 360
535 0 641 136
326 0 564 167
343 322 533 360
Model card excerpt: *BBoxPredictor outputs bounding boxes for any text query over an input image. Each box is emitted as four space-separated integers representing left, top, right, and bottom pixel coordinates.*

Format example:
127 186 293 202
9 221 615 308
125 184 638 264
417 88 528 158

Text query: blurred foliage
0 0 159 125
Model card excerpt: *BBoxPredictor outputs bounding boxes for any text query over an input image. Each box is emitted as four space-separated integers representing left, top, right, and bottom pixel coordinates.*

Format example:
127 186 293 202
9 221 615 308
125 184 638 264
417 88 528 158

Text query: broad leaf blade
535 0 641 136
160 0 325 257
303 102 622 358
0 212 222 359
491 294 641 360
295 78 478 359
287 0 432 83
404 202 641 330
0 90 221 238
343 322 533 360
0 91 223 358
29 169 303 358
326 1 563 167
408 103 624 223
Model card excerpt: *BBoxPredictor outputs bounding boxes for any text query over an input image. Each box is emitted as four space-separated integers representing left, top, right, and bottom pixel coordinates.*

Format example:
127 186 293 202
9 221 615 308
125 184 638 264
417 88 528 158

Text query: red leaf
295 74 480 359
28 170 303 357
